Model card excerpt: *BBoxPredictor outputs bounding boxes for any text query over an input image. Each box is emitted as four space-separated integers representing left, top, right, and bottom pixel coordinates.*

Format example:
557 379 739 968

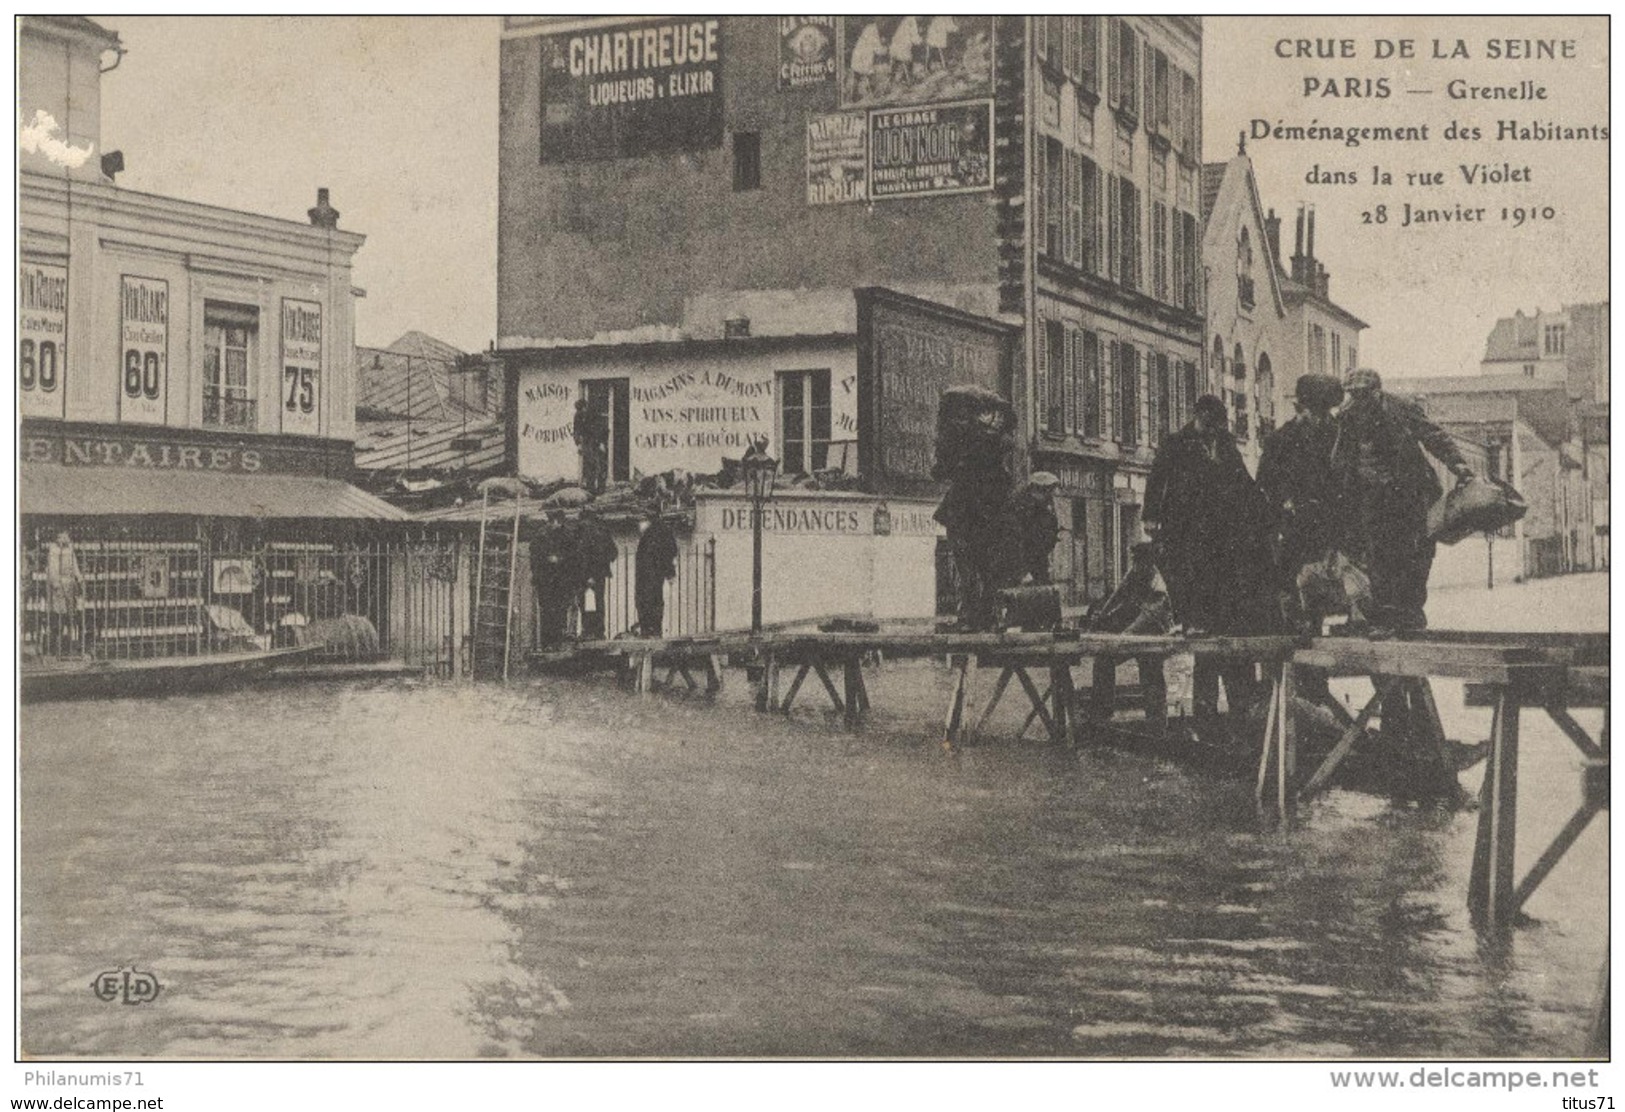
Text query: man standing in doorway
574 397 609 495
1332 368 1473 633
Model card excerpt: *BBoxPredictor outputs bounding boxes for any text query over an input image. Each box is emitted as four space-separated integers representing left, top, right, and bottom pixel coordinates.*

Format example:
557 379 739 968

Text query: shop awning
20 464 410 521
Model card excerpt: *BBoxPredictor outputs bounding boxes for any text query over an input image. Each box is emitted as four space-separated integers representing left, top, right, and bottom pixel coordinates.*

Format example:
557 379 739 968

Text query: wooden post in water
1469 691 1521 929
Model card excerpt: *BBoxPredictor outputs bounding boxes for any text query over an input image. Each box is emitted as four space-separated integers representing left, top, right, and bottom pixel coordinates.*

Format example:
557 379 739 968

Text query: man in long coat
634 508 680 638
1145 394 1273 716
1258 374 1346 633
1331 368 1473 632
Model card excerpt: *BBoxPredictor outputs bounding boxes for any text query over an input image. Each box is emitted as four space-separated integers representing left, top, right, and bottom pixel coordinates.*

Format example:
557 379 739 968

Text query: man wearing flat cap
1258 374 1346 631
1332 368 1473 632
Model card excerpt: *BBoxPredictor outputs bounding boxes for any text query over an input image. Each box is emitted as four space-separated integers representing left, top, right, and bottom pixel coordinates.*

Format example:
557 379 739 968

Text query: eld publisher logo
90 966 162 1005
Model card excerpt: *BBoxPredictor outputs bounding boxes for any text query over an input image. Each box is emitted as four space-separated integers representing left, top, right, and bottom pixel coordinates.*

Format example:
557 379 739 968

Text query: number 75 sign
281 298 322 435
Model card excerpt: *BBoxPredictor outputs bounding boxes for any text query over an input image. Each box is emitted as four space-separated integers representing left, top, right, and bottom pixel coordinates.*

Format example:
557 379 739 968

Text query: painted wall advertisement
18 261 67 420
868 100 993 199
119 275 169 425
857 290 1010 492
280 298 323 436
539 18 723 162
838 15 992 108
778 17 835 88
806 112 867 205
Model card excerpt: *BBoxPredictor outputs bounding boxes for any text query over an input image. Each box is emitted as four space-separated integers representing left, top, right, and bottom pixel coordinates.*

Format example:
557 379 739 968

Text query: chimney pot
308 187 340 229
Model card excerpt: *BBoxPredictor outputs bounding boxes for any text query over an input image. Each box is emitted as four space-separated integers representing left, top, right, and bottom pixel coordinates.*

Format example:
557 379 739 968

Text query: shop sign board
779 17 836 88
280 299 323 436
19 261 67 420
539 18 723 162
20 423 355 476
838 15 993 108
119 276 169 425
868 100 993 199
806 111 867 205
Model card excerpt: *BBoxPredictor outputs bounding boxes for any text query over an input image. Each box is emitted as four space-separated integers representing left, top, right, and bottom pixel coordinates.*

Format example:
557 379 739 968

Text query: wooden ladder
471 487 524 681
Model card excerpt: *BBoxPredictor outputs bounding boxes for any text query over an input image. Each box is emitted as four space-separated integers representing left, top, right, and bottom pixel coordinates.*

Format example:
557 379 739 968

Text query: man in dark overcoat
1331 368 1473 632
1258 373 1346 632
634 508 680 638
1145 394 1274 716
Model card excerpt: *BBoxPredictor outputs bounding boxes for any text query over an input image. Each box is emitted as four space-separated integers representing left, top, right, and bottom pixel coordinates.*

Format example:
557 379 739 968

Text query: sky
89 15 1609 374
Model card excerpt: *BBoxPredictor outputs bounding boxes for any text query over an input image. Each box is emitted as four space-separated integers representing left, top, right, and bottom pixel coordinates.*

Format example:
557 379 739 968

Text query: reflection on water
20 667 1605 1058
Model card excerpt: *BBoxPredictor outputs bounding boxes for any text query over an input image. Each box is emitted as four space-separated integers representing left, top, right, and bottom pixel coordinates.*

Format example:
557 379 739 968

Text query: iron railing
20 534 465 673
202 389 257 430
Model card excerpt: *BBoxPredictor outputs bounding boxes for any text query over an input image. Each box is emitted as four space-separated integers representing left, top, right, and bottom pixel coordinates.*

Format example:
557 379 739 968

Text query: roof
1389 372 1568 395
1392 377 1574 448
21 466 409 521
1200 162 1227 225
354 418 506 475
356 333 489 423
1276 274 1369 331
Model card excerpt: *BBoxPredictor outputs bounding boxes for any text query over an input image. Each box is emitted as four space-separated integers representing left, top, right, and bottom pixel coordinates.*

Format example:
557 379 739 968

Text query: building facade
497 16 1204 606
1201 152 1367 470
18 17 418 664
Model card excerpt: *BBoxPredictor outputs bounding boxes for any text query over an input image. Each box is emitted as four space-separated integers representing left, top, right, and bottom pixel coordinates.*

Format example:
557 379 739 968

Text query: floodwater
20 664 1606 1059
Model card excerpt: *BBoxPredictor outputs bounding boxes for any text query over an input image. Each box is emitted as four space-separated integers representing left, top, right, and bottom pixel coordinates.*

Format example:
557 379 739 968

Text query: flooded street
21 660 1605 1059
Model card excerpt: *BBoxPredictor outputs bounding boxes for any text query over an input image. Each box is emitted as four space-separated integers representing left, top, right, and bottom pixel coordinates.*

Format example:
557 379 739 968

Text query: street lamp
740 437 777 636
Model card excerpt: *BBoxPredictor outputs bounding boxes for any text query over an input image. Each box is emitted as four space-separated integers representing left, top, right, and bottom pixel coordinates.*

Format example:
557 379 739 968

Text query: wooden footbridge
533 623 1608 1052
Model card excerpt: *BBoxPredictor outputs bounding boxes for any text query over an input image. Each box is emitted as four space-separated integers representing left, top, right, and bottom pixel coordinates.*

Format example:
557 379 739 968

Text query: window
1117 177 1141 290
1309 325 1327 374
1231 344 1248 440
1064 151 1083 266
1178 211 1199 309
1256 352 1276 439
1081 156 1101 274
1237 226 1255 309
732 131 761 192
1115 341 1139 445
1181 359 1199 419
1076 328 1101 436
1524 363 1537 377
203 301 258 429
1110 19 1139 118
1046 138 1065 258
1042 16 1063 67
1078 16 1099 96
1544 323 1566 355
1153 201 1169 302
1331 332 1341 371
1154 352 1174 444
778 369 831 475
1178 70 1197 159
1043 319 1066 433
1062 16 1081 80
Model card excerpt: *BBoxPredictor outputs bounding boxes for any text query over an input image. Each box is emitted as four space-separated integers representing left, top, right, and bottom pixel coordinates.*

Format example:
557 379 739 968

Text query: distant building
1391 302 1609 579
18 17 409 662
497 16 1206 607
1201 149 1366 468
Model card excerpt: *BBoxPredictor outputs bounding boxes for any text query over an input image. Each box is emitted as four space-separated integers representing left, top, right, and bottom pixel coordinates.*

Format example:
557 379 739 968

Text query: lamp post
740 438 777 636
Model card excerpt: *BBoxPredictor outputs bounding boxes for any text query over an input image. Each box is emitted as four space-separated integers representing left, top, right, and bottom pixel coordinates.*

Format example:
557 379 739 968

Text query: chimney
308 187 340 229
1306 205 1317 264
1264 208 1282 272
1291 206 1306 283
1315 261 1330 300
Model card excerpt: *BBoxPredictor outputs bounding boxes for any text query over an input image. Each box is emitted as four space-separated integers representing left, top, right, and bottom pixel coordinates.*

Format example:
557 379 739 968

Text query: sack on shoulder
1428 476 1528 545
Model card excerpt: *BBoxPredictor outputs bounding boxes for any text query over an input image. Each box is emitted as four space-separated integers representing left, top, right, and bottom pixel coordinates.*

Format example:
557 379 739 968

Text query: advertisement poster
280 298 323 436
538 17 723 162
778 16 835 88
805 110 867 205
118 274 168 425
17 260 66 419
868 99 993 199
838 15 993 107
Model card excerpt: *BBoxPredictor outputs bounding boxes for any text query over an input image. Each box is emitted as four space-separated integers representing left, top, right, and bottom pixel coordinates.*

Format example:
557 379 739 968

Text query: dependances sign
540 18 723 162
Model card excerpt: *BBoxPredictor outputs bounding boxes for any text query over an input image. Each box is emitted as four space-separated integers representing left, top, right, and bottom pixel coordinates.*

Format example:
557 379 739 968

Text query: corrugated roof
354 418 506 474
21 466 409 520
